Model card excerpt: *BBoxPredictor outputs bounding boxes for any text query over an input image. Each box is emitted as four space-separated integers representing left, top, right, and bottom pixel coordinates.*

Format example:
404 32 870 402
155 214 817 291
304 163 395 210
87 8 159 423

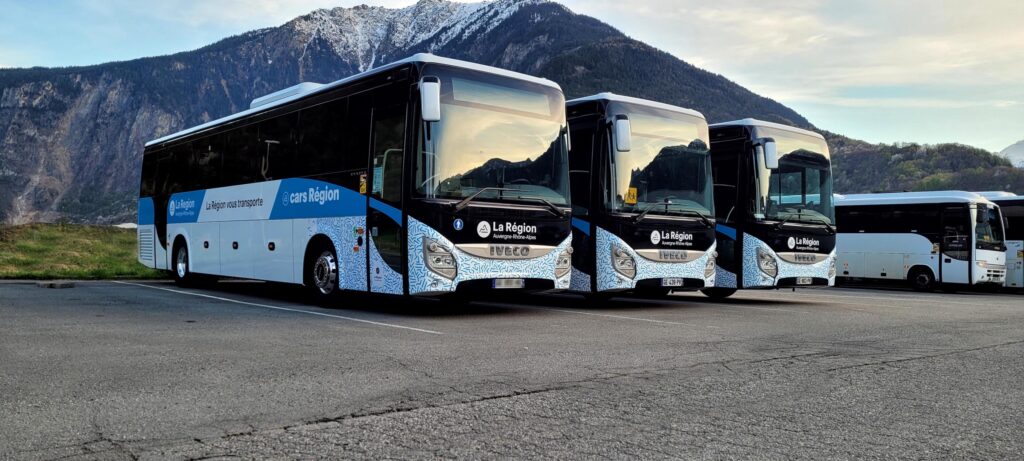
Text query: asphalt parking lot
2 281 1023 460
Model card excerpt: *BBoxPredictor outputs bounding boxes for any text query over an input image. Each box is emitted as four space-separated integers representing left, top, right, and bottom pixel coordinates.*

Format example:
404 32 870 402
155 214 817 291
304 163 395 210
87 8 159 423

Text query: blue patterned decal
739 233 836 288
270 179 364 220
594 227 716 292
138 197 155 226
406 217 572 295
370 198 403 226
309 217 368 292
369 238 404 294
572 218 591 236
570 266 592 292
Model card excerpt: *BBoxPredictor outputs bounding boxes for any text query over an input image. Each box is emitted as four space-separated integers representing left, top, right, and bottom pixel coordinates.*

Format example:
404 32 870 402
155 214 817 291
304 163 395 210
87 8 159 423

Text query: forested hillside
827 132 1024 194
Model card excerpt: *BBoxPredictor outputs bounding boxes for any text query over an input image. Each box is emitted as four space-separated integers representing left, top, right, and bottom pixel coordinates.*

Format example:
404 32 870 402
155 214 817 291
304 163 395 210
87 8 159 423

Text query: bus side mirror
420 76 441 122
757 137 778 169
614 115 631 152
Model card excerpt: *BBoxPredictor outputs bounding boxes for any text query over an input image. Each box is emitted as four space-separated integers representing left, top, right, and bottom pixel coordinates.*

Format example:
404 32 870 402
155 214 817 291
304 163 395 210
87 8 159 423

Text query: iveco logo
793 253 817 263
658 250 689 261
489 245 531 259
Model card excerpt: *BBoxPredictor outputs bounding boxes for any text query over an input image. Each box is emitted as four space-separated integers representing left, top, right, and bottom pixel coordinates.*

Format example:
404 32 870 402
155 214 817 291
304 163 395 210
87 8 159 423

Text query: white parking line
516 305 719 328
113 281 443 335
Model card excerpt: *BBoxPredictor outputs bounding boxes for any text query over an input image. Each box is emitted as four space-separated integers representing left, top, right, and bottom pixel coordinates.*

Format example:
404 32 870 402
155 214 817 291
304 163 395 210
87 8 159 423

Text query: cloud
561 0 1024 150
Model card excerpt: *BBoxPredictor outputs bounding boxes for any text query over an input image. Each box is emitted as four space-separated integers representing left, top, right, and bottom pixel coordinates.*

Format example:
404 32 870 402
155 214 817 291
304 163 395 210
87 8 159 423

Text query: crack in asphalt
826 339 1024 372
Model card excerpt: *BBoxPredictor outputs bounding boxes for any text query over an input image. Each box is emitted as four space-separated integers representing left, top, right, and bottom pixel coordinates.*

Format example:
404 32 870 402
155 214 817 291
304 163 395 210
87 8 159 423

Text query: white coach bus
138 54 573 300
978 192 1023 289
564 94 716 297
835 191 1006 291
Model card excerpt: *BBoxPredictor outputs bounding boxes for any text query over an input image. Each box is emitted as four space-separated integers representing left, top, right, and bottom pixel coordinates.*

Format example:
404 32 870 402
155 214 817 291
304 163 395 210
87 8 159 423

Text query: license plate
493 278 525 289
661 277 684 287
796 277 813 285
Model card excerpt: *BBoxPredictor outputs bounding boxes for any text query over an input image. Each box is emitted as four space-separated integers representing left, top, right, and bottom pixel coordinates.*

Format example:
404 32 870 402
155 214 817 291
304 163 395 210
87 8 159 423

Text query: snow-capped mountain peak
1000 140 1024 168
288 0 550 72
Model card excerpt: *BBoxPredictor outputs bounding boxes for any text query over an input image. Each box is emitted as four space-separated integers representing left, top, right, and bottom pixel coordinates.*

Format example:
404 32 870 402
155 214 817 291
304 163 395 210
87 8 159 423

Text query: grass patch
0 223 167 280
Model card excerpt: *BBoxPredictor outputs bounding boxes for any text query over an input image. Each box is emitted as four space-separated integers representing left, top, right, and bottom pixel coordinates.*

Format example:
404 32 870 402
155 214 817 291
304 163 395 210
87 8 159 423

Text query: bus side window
223 124 260 187
258 112 298 181
568 122 594 216
371 104 406 204
710 141 739 223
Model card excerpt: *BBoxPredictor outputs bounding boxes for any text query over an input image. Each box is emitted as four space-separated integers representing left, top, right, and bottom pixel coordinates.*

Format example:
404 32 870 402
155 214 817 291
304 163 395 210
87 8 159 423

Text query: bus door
940 206 971 284
367 102 408 295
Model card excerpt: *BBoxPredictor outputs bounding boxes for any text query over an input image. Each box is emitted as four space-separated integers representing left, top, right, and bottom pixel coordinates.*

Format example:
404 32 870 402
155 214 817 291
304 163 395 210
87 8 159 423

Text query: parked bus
835 191 1006 291
138 54 573 300
565 94 716 297
977 192 1023 290
705 119 836 298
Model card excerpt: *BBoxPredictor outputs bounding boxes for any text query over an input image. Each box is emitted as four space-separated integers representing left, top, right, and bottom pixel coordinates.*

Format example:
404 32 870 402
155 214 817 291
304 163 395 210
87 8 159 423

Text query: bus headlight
612 246 636 279
828 257 837 278
704 251 717 279
424 238 457 280
555 247 572 279
756 247 778 278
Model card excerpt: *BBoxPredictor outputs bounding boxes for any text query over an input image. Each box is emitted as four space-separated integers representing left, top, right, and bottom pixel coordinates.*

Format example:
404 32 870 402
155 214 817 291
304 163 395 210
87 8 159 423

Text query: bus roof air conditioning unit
250 82 324 109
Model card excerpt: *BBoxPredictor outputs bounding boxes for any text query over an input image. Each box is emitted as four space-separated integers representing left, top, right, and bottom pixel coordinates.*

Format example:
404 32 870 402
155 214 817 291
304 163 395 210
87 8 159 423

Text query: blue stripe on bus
138 197 155 226
369 198 403 226
716 224 737 240
572 217 591 236
269 179 365 220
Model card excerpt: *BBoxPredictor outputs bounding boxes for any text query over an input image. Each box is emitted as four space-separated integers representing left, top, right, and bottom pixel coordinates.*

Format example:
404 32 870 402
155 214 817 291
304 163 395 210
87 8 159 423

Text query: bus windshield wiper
633 200 674 224
514 195 569 217
675 210 713 228
773 212 834 234
451 187 520 212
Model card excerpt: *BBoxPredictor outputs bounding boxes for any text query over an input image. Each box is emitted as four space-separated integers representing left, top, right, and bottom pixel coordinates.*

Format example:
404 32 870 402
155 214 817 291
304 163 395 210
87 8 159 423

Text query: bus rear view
565 94 716 297
706 119 837 298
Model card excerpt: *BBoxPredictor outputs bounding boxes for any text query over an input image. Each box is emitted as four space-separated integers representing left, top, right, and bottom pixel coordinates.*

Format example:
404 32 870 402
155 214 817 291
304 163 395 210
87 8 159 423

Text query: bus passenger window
371 105 406 204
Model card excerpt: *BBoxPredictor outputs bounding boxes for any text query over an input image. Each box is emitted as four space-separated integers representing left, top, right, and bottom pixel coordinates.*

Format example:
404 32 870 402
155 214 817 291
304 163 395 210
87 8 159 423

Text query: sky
0 0 1021 152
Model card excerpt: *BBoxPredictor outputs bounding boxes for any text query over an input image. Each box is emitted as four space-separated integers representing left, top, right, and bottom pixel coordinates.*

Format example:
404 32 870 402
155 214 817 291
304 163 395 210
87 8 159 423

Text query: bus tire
701 288 736 299
908 267 936 292
172 239 196 287
305 240 339 302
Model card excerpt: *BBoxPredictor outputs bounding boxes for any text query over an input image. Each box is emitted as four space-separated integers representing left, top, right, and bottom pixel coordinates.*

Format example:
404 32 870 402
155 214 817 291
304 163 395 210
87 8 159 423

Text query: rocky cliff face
0 0 810 224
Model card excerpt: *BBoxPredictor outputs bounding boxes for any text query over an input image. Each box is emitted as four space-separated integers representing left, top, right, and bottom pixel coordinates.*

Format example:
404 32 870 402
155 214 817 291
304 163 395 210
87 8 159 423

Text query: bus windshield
975 203 1005 250
415 66 569 206
607 103 713 218
756 128 834 225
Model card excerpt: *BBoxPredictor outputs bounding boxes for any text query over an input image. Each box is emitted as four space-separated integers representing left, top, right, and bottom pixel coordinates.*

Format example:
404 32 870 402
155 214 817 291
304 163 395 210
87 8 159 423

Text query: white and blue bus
705 119 837 298
565 94 716 297
977 192 1023 290
138 54 573 300
835 191 1006 291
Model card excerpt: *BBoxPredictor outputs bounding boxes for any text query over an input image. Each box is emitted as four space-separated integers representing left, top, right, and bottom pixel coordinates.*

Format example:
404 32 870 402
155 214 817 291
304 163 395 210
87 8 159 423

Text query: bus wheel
908 267 935 292
173 241 195 287
307 247 339 301
701 288 736 299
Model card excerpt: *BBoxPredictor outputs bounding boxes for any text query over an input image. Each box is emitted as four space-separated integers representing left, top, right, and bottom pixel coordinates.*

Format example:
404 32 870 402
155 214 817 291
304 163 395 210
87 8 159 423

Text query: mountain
828 132 1024 194
0 0 1012 224
0 0 810 224
1000 140 1024 168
